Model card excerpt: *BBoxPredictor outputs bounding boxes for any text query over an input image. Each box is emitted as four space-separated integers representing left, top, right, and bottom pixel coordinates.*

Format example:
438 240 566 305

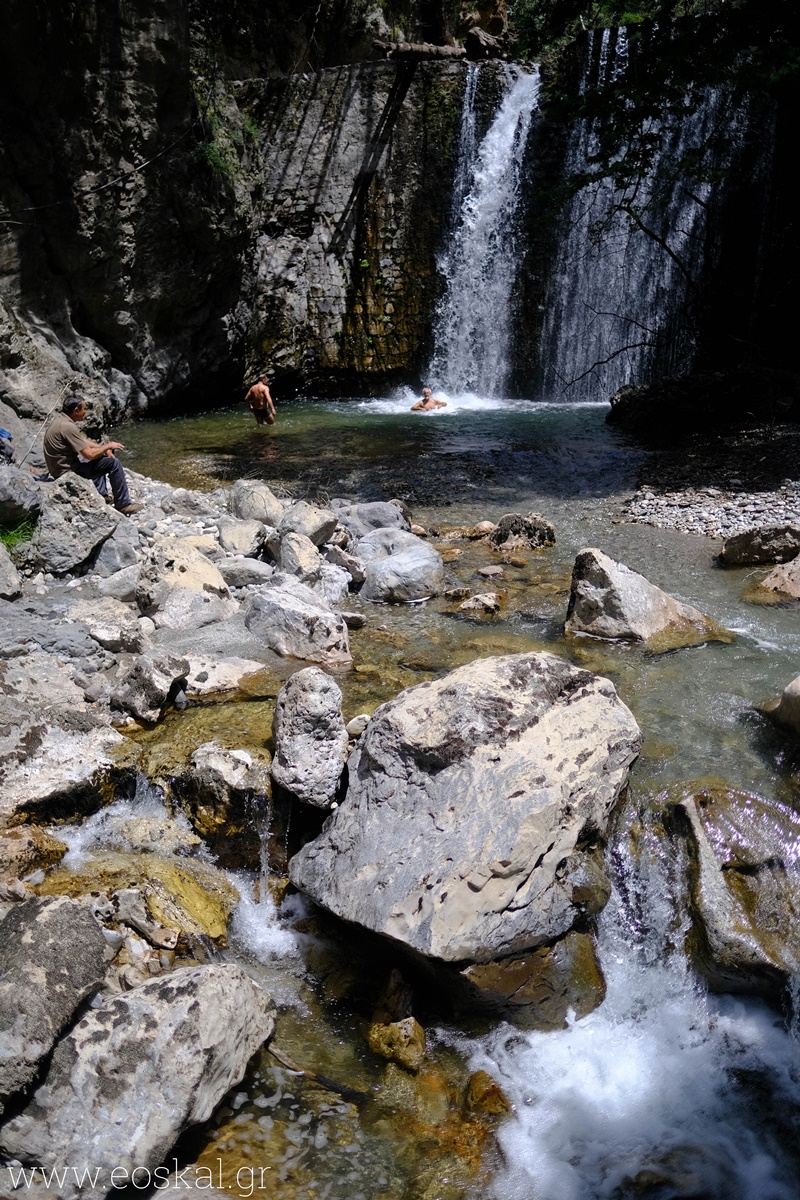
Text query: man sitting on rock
42 396 142 514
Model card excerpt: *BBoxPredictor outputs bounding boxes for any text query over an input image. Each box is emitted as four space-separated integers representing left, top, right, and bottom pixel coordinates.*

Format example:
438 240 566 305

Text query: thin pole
17 382 72 468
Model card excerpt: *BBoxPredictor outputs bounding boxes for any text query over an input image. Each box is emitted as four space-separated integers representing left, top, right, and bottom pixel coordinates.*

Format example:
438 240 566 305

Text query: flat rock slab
565 547 731 650
0 965 276 1199
0 896 106 1111
290 651 642 963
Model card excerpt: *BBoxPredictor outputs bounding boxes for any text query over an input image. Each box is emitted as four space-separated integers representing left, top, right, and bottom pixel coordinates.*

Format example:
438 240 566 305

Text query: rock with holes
31 473 120 575
290 651 641 963
0 965 275 1198
271 667 349 807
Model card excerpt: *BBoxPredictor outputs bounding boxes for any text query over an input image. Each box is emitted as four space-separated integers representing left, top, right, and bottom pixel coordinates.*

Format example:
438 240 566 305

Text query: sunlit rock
565 547 730 650
31 473 120 575
359 527 444 602
136 536 239 630
229 479 284 527
721 524 800 565
271 667 348 808
0 542 20 599
290 651 641 963
0 965 275 1197
278 500 338 547
245 577 352 665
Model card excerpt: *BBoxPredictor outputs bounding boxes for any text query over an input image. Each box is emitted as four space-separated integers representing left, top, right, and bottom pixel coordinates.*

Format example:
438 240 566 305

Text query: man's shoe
104 494 113 505
119 502 143 515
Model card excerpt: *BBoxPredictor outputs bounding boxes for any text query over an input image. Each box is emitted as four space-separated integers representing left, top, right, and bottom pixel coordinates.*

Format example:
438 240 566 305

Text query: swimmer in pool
410 387 447 412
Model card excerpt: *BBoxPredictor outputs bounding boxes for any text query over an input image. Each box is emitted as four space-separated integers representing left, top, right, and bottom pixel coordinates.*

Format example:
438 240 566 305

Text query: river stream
107 394 800 1200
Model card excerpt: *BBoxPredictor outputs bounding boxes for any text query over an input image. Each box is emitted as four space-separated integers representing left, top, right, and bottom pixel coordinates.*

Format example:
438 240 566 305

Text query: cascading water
429 65 540 397
449 803 800 1200
538 28 750 402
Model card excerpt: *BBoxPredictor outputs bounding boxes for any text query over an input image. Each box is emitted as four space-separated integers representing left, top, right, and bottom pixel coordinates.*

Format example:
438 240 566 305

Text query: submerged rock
754 553 800 600
488 511 555 551
0 965 275 1198
359 527 444 602
0 896 106 1111
721 524 800 566
565 547 730 650
0 825 67 877
271 667 348 808
666 785 800 996
290 651 641 963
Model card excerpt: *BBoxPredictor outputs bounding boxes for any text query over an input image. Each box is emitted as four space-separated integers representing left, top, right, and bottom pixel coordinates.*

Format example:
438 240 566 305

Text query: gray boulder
66 597 144 653
325 543 366 585
0 897 106 1111
136 536 239 630
217 556 275 588
331 500 411 541
0 965 276 1198
316 562 351 607
278 500 338 547
721 524 800 565
230 479 284 526
280 530 322 584
290 652 642 963
217 516 265 557
0 543 20 599
109 652 190 723
245 578 352 665
0 464 42 525
97 563 140 602
359 528 444 603
488 511 556 551
169 741 271 870
272 667 349 807
565 547 728 650
92 516 141 576
31 473 120 575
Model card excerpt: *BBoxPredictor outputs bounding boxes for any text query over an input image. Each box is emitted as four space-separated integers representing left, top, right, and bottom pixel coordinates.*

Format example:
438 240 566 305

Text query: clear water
113 395 800 1198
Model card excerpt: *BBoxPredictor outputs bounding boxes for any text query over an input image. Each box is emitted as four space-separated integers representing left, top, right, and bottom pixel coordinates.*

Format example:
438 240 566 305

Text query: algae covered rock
37 852 239 949
565 547 730 650
290 651 641 963
170 741 272 870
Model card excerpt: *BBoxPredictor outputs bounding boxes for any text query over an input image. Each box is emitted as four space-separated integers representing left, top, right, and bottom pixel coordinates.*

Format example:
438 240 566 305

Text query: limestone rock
280 530 322 584
230 479 284 527
290 652 642 963
109 651 190 723
332 500 411 541
0 542 21 599
359 527 444 603
459 592 500 613
0 896 106 1111
368 1014 426 1072
278 500 339 547
217 516 265 557
183 656 269 698
488 511 555 551
772 675 800 734
66 596 144 652
721 524 800 565
0 826 67 877
98 563 140 602
565 547 729 649
271 667 349 807
245 578 352 665
756 553 800 600
217 557 274 588
170 741 271 869
136 536 239 630
325 543 366 585
0 965 276 1196
316 562 351 607
0 463 42 525
666 786 800 996
31 473 120 575
92 516 141 576
38 852 240 949
458 930 606 1029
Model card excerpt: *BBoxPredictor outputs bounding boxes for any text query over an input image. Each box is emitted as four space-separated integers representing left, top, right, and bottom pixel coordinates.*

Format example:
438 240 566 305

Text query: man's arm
435 399 448 407
79 438 125 461
410 400 424 410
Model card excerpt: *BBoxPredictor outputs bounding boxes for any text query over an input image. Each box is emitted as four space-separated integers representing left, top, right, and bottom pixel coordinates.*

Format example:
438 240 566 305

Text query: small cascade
538 28 749 402
465 803 800 1199
429 66 541 397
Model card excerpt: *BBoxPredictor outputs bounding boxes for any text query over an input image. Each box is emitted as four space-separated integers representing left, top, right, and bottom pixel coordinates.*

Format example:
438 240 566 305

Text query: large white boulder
359 527 444 603
290 652 642 963
245 577 352 665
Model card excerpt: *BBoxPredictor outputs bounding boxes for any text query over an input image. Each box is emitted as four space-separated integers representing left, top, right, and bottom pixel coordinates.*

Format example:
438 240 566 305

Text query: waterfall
538 28 748 402
429 66 540 397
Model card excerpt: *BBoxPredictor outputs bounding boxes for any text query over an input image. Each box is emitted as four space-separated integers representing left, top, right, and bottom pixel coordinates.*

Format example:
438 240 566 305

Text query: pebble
623 481 800 539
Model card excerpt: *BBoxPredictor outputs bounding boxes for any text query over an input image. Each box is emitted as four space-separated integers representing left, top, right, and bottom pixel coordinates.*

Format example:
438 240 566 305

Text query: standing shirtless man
245 375 276 425
410 387 447 412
